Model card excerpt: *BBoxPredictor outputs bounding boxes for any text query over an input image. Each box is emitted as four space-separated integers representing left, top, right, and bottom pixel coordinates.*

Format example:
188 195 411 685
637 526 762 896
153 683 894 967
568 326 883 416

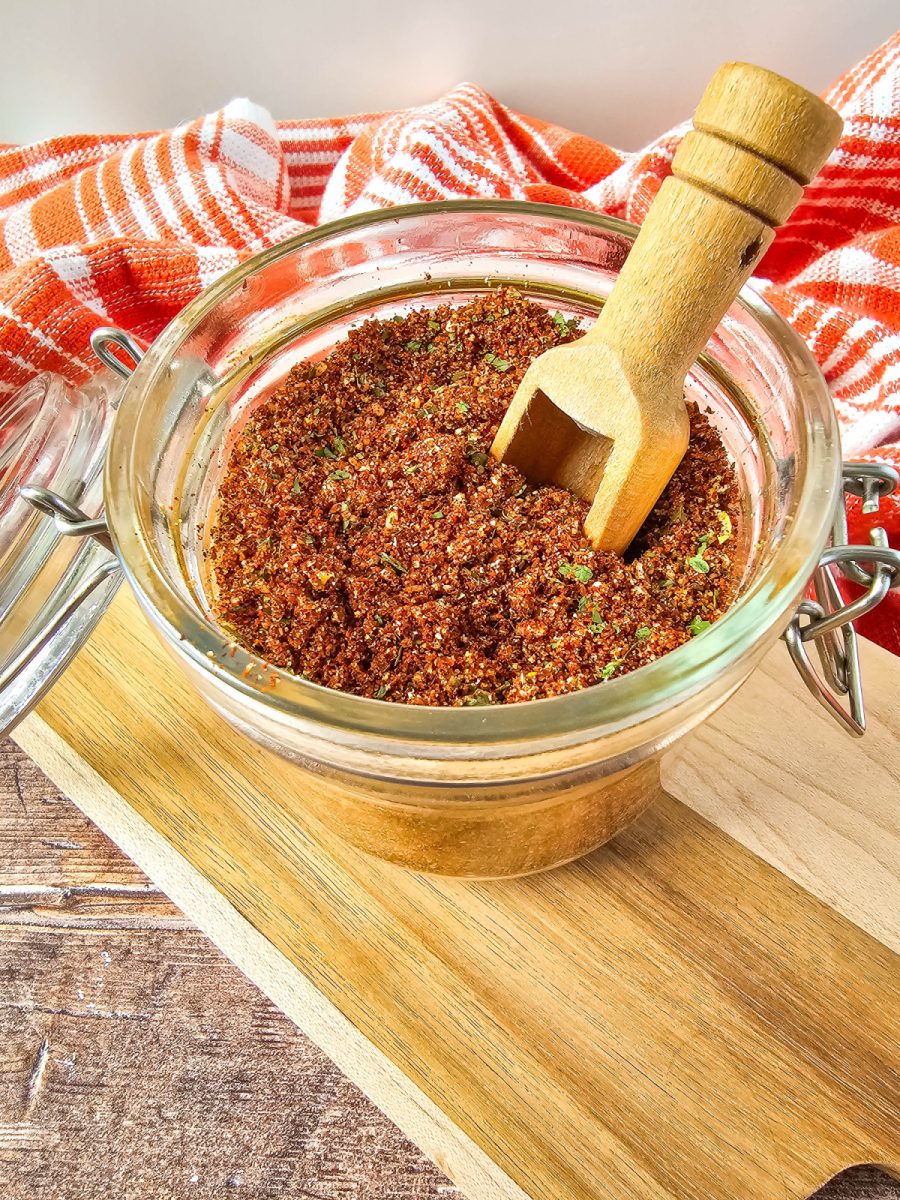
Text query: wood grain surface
0 739 459 1200
11 588 900 1200
2 734 898 1199
665 635 900 953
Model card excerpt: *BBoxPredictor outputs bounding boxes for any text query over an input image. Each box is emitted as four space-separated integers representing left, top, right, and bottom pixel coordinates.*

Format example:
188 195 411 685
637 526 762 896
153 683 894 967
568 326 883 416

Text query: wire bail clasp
785 462 900 737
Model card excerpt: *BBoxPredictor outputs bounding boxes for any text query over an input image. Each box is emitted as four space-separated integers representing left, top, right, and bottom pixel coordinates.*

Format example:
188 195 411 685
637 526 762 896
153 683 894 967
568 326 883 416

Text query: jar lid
0 371 120 735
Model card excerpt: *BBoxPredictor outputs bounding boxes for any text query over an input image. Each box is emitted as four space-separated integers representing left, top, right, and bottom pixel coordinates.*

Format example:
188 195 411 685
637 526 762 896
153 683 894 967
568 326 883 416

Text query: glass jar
12 201 897 878
11 201 893 877
0 372 119 733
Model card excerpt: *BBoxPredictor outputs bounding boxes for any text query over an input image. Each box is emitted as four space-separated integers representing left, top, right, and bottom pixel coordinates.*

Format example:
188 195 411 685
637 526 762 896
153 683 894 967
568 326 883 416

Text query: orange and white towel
2 34 899 649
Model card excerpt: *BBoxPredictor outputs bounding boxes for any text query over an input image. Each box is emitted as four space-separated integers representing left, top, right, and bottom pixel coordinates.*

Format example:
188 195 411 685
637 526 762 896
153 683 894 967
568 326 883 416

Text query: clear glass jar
0 373 119 733
89 201 840 876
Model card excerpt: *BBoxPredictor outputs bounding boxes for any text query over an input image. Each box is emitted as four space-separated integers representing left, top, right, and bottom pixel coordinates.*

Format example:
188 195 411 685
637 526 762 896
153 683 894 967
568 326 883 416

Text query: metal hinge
784 462 900 737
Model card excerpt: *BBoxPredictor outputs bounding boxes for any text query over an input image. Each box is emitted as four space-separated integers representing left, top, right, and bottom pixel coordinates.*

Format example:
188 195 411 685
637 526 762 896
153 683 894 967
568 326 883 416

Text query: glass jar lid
0 371 120 734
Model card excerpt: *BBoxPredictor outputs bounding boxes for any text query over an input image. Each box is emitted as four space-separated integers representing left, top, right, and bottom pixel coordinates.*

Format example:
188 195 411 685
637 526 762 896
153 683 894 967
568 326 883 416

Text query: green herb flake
379 551 407 574
432 511 444 520
405 339 421 351
269 443 279 453
291 477 302 495
552 312 569 331
456 400 470 415
332 435 347 456
374 684 389 699
687 535 711 574
314 445 338 459
451 370 466 383
427 319 440 332
329 469 351 481
716 510 733 543
689 615 711 636
490 356 512 372
463 688 493 706
467 448 488 467
635 626 652 641
599 659 623 680
591 607 606 631
560 562 592 583
576 595 589 614
483 352 496 364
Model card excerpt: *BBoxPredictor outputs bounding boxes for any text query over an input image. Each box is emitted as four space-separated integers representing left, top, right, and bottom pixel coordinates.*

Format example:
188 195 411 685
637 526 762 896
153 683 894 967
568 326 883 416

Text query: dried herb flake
379 551 408 574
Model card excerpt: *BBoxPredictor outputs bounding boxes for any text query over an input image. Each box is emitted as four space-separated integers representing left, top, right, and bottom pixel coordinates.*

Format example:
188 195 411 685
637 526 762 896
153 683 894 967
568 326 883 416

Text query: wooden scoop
491 63 843 553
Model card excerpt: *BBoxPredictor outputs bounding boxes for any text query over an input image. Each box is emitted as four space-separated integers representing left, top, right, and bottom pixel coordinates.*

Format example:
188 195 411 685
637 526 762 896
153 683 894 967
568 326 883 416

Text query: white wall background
2 0 896 149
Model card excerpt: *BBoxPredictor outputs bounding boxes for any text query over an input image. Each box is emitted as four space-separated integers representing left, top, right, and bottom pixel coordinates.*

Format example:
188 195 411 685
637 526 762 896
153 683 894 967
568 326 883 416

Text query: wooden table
2 739 898 1200
0 737 458 1198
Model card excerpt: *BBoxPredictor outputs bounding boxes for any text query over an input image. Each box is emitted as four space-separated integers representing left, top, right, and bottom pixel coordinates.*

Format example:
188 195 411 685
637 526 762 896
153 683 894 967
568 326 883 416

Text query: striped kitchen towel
1 33 899 649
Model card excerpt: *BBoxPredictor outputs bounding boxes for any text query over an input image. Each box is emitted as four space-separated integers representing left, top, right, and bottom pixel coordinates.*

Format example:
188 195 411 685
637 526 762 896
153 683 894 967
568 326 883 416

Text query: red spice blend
209 289 740 706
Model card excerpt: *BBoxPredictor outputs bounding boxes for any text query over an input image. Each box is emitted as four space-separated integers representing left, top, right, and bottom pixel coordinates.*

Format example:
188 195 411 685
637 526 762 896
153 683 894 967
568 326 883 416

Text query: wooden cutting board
14 588 900 1200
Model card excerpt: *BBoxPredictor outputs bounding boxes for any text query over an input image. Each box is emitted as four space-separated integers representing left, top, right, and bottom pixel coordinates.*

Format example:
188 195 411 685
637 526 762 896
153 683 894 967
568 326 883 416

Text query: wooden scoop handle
586 63 843 388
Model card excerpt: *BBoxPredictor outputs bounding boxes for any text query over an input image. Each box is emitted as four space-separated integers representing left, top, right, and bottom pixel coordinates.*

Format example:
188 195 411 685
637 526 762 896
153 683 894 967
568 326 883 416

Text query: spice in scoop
209 289 741 705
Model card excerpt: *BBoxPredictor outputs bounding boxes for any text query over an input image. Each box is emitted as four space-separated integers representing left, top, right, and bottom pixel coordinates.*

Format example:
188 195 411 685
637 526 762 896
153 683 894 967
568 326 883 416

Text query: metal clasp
19 485 114 552
785 461 900 737
90 327 144 380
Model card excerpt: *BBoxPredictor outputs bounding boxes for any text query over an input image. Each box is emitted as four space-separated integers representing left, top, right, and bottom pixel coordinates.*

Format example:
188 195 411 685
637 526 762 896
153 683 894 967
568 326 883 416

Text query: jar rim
104 199 840 747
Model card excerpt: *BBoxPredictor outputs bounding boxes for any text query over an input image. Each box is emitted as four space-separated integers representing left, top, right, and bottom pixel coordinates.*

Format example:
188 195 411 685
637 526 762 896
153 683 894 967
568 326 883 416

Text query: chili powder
209 289 741 706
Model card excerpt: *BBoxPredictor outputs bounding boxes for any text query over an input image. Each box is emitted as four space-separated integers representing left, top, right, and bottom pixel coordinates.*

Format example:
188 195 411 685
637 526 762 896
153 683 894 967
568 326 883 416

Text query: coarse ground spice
209 289 741 706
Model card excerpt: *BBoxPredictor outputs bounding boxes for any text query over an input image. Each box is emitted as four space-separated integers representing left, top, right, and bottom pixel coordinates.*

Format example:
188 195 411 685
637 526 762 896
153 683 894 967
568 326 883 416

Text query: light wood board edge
12 714 529 1200
666 638 900 953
